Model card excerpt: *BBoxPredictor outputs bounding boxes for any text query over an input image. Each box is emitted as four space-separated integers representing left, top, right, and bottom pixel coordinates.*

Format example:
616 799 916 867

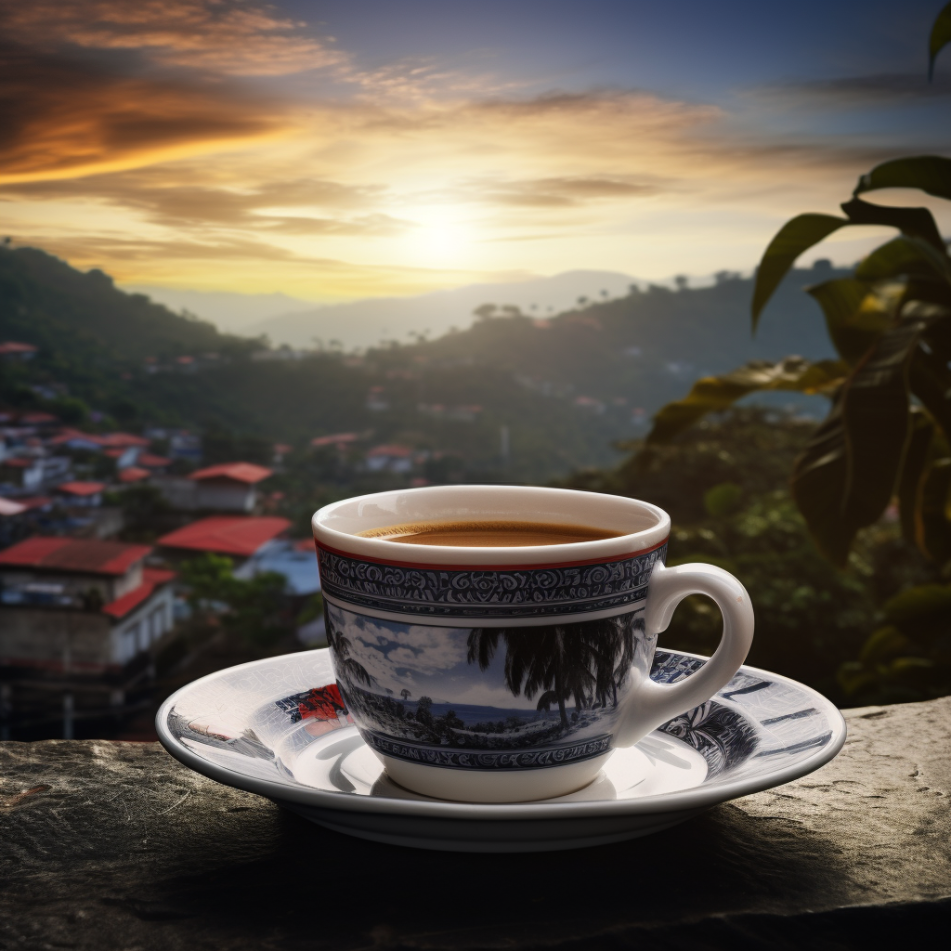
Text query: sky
2 0 950 302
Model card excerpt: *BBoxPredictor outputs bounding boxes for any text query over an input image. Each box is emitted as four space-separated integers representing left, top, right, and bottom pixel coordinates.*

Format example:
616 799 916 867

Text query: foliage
644 11 951 570
562 408 937 703
179 552 290 648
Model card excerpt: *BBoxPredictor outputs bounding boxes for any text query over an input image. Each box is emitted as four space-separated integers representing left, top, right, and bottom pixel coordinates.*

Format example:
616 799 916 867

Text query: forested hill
404 262 842 411
0 244 842 483
0 247 262 364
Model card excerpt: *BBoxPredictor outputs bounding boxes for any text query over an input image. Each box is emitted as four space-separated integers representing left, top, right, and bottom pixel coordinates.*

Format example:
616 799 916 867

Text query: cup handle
615 562 755 748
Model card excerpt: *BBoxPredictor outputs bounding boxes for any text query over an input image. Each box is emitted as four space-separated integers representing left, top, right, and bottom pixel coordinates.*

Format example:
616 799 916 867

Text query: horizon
3 1 950 304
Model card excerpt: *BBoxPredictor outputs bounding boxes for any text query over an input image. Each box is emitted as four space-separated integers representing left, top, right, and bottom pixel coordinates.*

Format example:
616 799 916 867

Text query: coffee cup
312 485 753 803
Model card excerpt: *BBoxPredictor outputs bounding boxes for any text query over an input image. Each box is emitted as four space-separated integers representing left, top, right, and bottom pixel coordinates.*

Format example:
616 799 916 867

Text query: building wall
0 562 142 602
0 585 175 671
110 586 175 665
195 480 255 512
0 608 112 670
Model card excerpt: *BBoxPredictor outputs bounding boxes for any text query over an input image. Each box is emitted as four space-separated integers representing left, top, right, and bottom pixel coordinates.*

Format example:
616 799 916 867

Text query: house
137 454 171 473
0 537 176 739
55 481 106 507
118 467 150 484
103 446 141 469
311 433 359 450
233 538 319 597
0 457 44 493
365 444 413 474
157 515 291 567
0 342 38 361
188 462 273 512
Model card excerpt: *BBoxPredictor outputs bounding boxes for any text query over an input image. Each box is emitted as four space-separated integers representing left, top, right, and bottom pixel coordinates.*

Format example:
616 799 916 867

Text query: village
0 339 338 742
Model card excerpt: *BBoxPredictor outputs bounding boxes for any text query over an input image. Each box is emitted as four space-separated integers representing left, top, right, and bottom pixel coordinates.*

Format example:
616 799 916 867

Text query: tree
324 609 372 688
466 620 637 731
400 688 411 701
179 552 290 649
644 5 951 569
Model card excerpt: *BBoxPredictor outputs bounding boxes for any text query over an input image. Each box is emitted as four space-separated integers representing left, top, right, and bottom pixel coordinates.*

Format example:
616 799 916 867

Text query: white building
0 537 176 738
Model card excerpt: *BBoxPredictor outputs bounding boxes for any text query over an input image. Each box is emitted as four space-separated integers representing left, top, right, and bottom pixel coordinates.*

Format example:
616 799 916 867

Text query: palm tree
468 626 594 731
325 610 372 688
468 613 642 731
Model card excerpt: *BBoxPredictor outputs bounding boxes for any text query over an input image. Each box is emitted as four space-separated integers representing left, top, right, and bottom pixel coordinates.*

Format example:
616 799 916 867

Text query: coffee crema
356 519 624 547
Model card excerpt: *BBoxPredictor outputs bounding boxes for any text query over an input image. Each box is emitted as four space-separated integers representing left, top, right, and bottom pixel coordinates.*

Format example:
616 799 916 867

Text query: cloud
754 73 951 109
481 177 661 208
2 0 345 77
0 39 290 183
2 172 411 235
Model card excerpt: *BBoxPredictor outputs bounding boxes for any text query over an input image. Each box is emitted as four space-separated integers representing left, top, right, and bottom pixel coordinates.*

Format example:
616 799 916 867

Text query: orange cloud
2 0 344 77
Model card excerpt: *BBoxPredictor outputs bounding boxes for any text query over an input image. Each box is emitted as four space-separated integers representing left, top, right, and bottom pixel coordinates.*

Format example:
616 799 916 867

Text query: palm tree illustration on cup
313 485 754 803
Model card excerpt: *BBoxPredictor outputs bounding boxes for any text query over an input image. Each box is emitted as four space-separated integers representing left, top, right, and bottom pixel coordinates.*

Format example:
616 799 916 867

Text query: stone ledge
1 697 949 950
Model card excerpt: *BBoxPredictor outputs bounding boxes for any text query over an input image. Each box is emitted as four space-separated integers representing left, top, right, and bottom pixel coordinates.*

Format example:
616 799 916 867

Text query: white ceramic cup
312 485 753 803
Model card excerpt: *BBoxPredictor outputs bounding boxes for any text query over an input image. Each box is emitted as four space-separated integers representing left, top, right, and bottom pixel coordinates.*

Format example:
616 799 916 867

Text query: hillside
248 270 640 349
0 245 843 485
0 247 626 481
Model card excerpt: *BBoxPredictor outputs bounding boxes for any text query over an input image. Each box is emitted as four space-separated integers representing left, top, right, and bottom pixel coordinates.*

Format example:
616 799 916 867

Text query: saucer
156 648 846 852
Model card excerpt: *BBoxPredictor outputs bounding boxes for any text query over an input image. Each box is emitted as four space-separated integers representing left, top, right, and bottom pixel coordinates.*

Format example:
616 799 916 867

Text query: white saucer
156 648 846 852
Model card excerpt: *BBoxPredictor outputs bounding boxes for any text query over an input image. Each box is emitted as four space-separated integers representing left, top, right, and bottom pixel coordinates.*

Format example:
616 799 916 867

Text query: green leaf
791 321 924 565
704 482 744 518
915 459 951 563
855 235 951 284
930 2 951 80
908 344 951 440
645 357 848 445
841 196 945 252
806 278 894 364
854 156 951 202
859 625 917 665
897 409 935 546
884 582 951 627
751 214 848 332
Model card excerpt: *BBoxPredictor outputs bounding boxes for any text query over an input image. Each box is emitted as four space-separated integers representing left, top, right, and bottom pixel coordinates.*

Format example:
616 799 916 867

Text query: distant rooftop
311 433 359 448
0 537 151 575
158 516 291 557
56 481 106 496
118 467 150 483
188 462 272 484
0 342 38 355
102 567 176 619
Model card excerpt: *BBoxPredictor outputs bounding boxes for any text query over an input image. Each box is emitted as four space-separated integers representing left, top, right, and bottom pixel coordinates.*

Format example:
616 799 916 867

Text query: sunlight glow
401 210 476 267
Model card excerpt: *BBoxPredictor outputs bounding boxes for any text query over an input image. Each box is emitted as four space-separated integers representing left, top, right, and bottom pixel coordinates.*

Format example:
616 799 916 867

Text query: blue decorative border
317 543 667 620
362 729 613 770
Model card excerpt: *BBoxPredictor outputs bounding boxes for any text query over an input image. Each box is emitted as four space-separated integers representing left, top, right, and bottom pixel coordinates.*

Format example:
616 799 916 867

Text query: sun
401 209 475 267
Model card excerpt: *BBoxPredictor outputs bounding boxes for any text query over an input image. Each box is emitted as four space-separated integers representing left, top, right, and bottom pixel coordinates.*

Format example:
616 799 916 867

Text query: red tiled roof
0 537 151 574
118 466 150 483
102 567 176 620
16 496 52 511
158 516 290 556
96 432 150 448
188 462 272 484
103 448 126 459
0 342 38 355
57 481 105 496
138 453 170 467
294 538 315 551
49 431 149 449
311 433 358 448
19 412 58 424
273 443 293 454
1 457 33 468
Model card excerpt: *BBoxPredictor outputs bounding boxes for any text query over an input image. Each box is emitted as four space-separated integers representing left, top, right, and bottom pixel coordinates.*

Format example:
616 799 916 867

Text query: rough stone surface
1 699 950 950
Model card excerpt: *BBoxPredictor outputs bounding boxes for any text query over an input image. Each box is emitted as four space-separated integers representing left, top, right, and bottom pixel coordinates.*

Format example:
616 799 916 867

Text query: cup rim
311 485 670 567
